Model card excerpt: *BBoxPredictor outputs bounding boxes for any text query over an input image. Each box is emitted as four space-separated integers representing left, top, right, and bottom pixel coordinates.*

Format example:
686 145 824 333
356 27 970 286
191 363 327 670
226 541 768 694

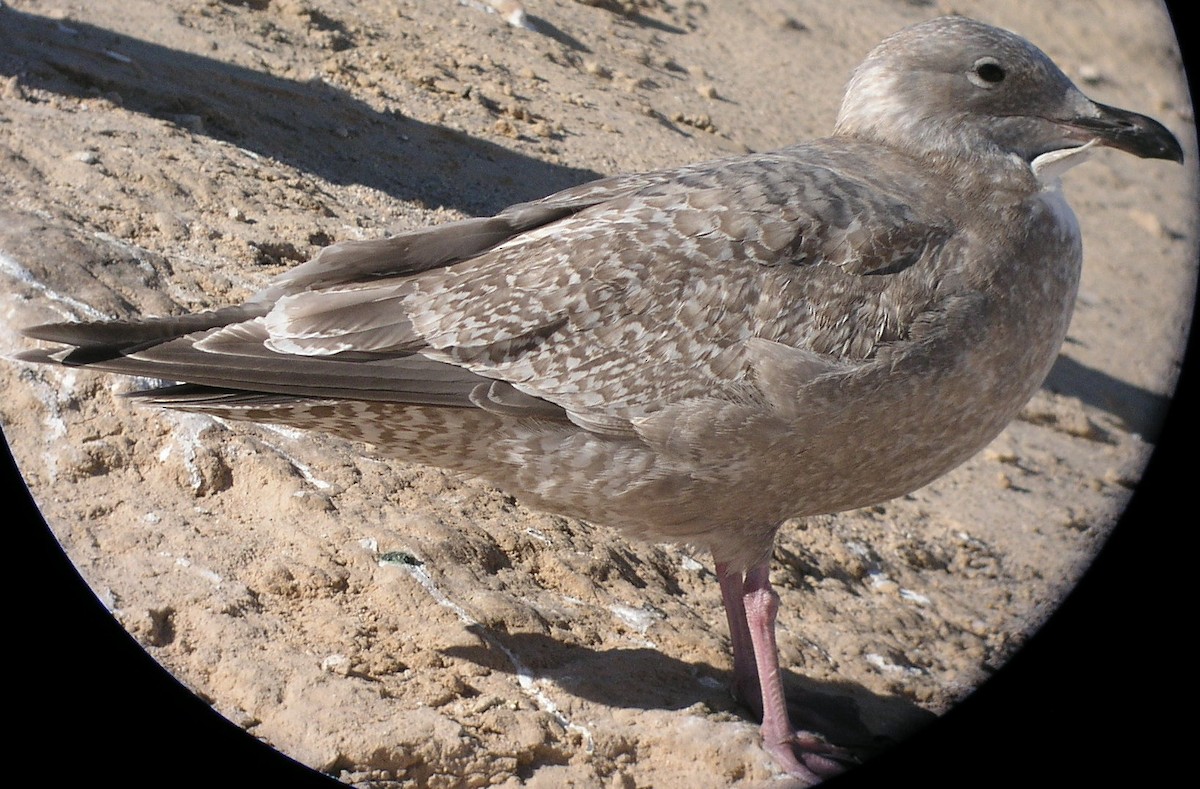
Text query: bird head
834 16 1183 169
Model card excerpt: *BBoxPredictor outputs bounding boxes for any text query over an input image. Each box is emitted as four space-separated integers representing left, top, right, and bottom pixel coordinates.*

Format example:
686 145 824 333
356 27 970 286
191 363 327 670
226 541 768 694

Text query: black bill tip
1069 102 1184 163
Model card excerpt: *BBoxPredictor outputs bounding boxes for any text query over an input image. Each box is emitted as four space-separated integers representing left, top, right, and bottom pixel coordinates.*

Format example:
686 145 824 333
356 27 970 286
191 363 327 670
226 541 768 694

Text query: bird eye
970 57 1006 86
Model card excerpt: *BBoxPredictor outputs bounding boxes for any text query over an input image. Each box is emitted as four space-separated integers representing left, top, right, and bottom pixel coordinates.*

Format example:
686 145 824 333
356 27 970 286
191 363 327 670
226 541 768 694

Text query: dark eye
971 58 1006 86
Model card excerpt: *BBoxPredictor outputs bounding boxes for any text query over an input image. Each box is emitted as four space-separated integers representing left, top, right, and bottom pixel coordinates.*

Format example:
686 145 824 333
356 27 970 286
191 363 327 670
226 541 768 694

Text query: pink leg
720 562 846 783
715 562 761 713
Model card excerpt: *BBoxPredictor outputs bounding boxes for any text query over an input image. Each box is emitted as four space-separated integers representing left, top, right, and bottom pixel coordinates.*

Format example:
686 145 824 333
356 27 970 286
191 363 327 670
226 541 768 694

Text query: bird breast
517 181 1085 551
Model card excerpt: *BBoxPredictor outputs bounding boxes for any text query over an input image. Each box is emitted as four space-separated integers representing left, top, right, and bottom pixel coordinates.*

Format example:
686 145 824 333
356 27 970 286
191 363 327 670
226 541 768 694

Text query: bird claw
798 731 857 773
730 678 857 779
792 730 858 763
762 743 836 784
765 730 857 783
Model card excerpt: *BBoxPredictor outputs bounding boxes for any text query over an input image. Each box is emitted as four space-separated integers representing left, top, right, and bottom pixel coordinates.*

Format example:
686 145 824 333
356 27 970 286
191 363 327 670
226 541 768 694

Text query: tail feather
20 304 268 353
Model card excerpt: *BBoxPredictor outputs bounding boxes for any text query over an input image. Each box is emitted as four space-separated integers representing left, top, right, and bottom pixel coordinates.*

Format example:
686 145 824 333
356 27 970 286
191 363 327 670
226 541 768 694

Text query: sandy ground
1 0 1196 786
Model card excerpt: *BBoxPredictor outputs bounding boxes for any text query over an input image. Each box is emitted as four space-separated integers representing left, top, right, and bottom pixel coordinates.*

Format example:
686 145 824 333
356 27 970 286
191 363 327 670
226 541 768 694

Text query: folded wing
21 142 954 438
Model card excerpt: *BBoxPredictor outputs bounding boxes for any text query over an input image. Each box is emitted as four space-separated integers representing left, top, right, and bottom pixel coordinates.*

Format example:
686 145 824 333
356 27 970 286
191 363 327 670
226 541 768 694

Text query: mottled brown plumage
19 16 1181 782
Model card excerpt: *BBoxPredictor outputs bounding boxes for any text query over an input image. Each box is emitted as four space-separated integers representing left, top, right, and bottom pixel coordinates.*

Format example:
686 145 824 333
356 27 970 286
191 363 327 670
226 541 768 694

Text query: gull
18 15 1182 783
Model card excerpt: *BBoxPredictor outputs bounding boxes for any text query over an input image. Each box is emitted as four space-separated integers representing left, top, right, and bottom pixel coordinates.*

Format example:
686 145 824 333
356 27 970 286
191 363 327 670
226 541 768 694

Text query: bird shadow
1043 353 1172 440
443 627 936 760
0 6 601 217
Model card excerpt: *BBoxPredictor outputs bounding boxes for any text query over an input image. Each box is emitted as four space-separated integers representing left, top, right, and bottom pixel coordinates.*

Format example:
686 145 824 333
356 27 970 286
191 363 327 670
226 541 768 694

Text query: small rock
321 654 352 676
493 118 518 137
2 75 26 100
670 112 717 133
584 61 612 79
1128 208 1166 238
1103 467 1139 489
1077 64 1106 85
